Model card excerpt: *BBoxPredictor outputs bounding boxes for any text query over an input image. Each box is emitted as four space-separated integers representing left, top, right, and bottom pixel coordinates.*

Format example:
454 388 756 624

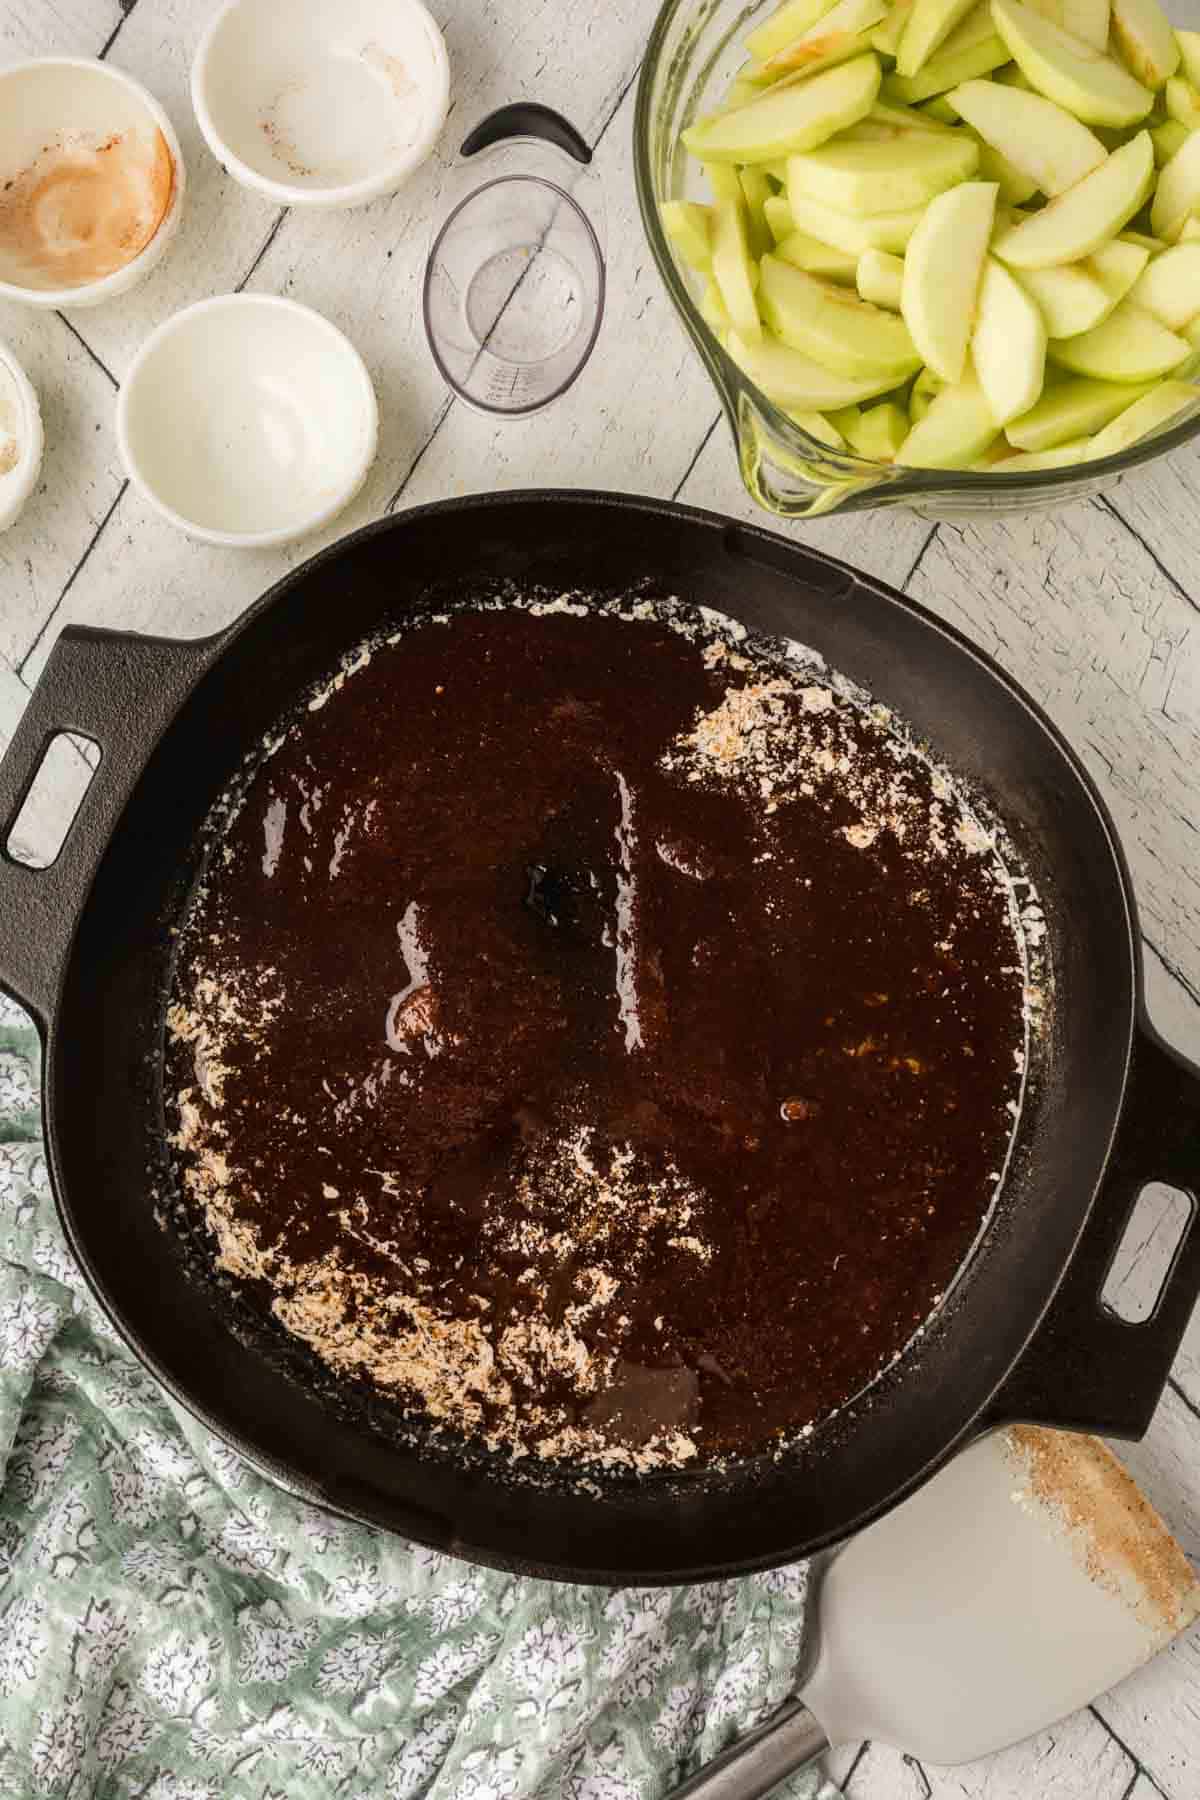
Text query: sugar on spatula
666 1426 1200 1799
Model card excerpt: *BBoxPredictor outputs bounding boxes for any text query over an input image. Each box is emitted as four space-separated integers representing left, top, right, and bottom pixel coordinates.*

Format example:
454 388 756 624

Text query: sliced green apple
1086 378 1200 454
786 186 927 251
909 364 944 419
1164 77 1200 127
897 361 999 462
948 78 1107 192
787 127 978 212
787 408 849 446
921 93 964 119
991 0 1153 127
765 193 797 242
1110 0 1178 92
1119 227 1167 251
751 0 889 82
901 178 998 379
857 246 907 306
728 328 913 406
1182 214 1200 240
1152 119 1191 165
1048 298 1190 377
992 132 1153 267
993 435 1096 466
972 255 1047 421
844 398 911 454
872 0 914 57
776 226 861 278
1177 30 1200 90
740 167 776 256
1060 0 1111 53
1127 241 1200 327
896 0 979 76
683 52 882 162
1005 372 1152 444
662 201 714 272
884 5 1012 102
711 197 763 341
700 280 734 334
758 252 922 376
1087 234 1150 299
1152 130 1200 237
703 162 745 204
1015 260 1117 335
748 0 842 62
976 139 1041 202
846 96 963 133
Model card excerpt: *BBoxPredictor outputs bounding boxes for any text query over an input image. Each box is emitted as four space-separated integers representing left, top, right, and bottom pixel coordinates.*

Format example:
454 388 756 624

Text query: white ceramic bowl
191 0 450 208
0 57 185 309
0 342 43 532
116 294 379 547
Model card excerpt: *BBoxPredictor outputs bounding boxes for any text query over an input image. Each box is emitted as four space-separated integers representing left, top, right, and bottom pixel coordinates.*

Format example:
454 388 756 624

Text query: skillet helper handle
661 1697 829 1800
0 626 212 1030
989 1021 1200 1439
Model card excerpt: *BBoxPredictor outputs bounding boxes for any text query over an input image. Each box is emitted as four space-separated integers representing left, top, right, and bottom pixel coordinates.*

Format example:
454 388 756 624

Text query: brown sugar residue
0 436 17 477
0 126 173 290
1005 1425 1200 1638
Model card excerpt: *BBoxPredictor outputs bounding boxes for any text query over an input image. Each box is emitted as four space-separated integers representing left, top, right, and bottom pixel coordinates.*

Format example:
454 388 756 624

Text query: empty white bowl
0 342 43 532
0 57 185 308
191 0 450 208
116 294 378 547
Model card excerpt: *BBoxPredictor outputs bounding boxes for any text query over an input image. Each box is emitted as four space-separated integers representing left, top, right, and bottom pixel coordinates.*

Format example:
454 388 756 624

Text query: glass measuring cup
423 104 606 416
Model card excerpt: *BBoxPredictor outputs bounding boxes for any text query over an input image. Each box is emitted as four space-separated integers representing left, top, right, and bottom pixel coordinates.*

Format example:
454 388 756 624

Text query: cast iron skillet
1 492 1199 1586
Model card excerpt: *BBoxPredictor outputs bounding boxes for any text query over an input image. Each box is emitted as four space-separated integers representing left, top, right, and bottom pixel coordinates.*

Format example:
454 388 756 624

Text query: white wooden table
3 3 1200 1794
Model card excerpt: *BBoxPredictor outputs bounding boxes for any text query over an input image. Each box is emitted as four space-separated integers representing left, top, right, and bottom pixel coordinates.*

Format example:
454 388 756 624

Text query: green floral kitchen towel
0 996 839 1800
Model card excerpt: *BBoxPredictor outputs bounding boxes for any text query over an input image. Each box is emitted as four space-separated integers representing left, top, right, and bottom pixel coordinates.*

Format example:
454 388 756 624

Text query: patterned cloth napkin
0 996 839 1800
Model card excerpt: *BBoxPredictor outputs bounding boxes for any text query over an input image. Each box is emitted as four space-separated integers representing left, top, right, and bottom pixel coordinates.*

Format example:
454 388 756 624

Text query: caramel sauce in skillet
167 603 1029 1471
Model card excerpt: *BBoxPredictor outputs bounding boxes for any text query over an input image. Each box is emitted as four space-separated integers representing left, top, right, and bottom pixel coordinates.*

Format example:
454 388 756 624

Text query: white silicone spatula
668 1427 1200 1798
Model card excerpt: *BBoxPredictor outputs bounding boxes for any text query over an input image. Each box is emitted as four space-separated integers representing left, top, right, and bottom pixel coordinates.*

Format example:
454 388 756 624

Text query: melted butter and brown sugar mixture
167 599 1035 1474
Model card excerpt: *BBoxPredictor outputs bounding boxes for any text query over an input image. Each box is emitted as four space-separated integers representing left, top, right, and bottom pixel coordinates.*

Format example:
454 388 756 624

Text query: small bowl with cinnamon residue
0 58 184 309
190 0 449 209
0 341 42 532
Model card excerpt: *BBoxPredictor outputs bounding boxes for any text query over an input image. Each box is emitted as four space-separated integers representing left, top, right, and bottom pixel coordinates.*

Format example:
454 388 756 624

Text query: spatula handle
663 1696 829 1800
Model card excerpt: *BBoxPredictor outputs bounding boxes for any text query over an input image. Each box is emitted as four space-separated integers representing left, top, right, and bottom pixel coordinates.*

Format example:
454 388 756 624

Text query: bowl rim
632 0 1200 507
0 55 187 310
0 339 44 531
114 291 380 548
190 0 450 209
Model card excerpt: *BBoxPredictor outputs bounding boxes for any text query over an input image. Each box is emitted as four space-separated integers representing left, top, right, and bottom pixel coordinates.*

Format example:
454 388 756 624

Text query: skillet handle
987 1020 1200 1440
0 626 214 1032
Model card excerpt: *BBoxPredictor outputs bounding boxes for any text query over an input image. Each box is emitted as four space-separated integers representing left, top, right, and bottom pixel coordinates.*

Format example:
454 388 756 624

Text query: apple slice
1119 228 1166 251
740 167 776 256
786 187 927 251
1060 0 1111 52
1178 30 1200 89
748 0 842 61
777 227 860 279
752 0 889 82
1086 378 1200 455
948 79 1107 193
844 97 962 134
1152 131 1200 238
711 197 763 341
993 435 1095 466
844 398 911 454
758 252 922 376
1110 0 1178 91
728 328 913 406
896 0 978 76
1005 372 1152 444
976 140 1041 202
788 408 848 446
1127 241 1200 327
991 0 1153 127
662 201 714 272
857 246 906 306
1048 298 1190 377
884 4 1012 101
972 255 1047 421
683 53 881 162
1182 215 1200 241
765 193 796 242
909 364 944 419
872 0 913 56
1086 234 1150 297
1015 260 1117 335
1152 119 1191 165
700 280 734 334
921 93 963 119
897 361 999 463
992 132 1153 267
786 128 979 212
1164 77 1200 126
901 179 998 380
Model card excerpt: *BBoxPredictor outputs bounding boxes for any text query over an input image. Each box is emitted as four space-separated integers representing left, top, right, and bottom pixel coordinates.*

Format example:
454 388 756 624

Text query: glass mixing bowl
634 0 1200 519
